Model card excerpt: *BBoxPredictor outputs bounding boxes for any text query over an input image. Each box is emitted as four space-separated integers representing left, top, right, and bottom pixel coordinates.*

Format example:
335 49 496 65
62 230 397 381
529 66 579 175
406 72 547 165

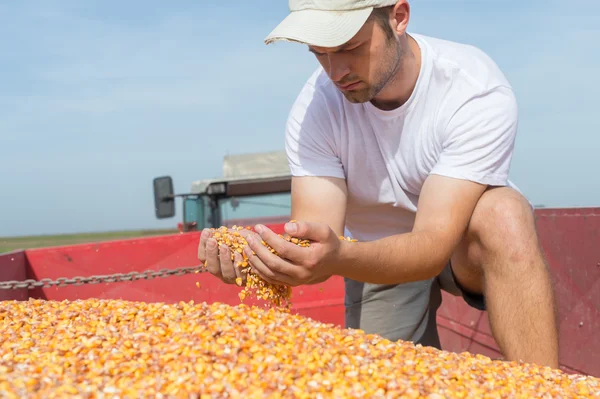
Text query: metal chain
0 266 207 290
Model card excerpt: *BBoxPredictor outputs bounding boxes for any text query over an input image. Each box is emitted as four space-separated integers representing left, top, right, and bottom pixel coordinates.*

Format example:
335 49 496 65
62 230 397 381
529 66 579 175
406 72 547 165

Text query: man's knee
469 187 540 265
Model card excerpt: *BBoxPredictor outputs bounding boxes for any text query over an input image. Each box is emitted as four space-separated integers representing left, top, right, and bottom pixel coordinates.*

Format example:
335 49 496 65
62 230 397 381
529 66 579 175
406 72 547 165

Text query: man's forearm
332 231 450 285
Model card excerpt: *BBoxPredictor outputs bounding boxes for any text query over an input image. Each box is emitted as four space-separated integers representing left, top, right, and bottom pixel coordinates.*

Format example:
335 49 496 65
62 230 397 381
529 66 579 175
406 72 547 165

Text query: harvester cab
153 151 293 232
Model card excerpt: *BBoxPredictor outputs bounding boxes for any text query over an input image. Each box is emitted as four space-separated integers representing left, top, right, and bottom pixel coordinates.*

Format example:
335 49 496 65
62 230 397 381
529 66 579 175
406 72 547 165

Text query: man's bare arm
332 174 487 284
290 175 347 283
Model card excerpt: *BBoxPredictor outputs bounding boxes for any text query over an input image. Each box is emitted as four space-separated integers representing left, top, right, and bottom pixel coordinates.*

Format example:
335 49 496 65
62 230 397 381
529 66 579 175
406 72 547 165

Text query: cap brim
264 7 374 48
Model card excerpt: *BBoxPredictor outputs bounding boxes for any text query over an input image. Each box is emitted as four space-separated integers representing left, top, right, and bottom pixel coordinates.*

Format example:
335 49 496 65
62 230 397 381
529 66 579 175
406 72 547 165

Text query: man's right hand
198 228 246 285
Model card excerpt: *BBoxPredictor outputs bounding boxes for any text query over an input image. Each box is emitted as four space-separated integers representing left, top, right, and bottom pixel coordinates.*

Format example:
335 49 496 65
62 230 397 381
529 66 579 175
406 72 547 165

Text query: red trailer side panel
0 250 28 301
25 233 204 303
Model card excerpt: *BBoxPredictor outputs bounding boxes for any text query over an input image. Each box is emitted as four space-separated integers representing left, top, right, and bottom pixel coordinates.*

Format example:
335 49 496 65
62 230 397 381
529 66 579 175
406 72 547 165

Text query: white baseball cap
265 0 399 48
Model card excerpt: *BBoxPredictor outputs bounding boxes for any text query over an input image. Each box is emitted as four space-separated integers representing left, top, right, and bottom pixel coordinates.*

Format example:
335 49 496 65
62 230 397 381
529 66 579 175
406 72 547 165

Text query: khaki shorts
343 261 485 349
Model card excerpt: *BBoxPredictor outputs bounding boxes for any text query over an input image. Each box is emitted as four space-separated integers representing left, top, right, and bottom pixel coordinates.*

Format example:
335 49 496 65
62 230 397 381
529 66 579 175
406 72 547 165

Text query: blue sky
0 0 598 237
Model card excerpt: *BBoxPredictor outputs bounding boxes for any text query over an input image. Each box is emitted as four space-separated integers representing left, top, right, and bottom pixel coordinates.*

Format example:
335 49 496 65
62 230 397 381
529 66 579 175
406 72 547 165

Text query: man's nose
326 55 350 83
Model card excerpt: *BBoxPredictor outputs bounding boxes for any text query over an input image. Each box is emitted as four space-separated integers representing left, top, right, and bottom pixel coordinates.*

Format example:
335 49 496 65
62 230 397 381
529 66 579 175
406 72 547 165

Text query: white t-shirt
285 33 521 242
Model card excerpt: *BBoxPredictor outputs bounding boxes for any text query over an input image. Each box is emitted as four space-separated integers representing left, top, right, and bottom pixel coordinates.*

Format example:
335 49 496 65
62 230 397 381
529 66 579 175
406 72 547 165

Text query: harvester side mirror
153 176 175 219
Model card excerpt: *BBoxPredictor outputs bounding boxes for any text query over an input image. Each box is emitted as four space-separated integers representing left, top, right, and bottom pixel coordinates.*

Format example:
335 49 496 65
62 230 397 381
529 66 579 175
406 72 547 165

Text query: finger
219 245 237 284
242 235 307 287
251 225 307 263
233 252 246 285
242 243 277 284
243 231 302 278
205 238 222 279
197 228 213 262
284 221 331 242
245 249 297 286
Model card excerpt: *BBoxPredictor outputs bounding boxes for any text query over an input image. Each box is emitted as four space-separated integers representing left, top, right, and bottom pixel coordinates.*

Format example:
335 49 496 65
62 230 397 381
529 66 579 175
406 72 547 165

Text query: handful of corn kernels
201 223 357 309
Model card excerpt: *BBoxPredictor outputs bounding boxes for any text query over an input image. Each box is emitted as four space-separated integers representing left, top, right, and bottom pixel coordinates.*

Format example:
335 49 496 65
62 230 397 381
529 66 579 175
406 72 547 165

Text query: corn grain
204 225 356 309
0 298 598 398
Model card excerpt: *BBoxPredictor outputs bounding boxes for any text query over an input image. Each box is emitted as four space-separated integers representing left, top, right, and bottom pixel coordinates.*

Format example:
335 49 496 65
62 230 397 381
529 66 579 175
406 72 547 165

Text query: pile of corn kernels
204 225 357 309
0 299 598 398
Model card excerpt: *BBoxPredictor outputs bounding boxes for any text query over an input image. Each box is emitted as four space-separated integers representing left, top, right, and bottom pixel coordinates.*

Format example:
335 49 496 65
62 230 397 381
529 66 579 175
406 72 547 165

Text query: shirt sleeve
430 85 518 186
284 76 346 180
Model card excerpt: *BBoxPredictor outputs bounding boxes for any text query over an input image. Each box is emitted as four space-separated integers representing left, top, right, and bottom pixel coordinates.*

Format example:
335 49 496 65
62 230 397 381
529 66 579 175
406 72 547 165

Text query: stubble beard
342 38 405 104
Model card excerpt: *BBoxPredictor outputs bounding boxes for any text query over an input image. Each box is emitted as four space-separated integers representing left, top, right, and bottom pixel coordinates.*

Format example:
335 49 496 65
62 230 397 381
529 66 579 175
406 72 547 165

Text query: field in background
0 229 179 254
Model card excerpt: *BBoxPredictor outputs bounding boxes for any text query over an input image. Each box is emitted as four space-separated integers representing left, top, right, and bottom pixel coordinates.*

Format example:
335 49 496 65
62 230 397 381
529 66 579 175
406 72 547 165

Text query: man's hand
198 228 246 285
239 221 342 287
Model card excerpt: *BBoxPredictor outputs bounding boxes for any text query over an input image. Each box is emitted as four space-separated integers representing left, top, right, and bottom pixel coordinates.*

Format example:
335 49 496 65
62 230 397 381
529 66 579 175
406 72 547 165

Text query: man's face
308 16 404 103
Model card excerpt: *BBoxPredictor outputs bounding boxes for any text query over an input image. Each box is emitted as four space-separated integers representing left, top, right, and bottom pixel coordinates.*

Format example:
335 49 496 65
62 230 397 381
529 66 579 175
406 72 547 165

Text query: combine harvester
1 150 598 379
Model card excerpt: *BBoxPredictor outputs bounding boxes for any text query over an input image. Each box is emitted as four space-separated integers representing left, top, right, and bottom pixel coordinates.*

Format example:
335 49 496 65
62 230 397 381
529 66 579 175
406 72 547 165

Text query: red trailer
1 151 598 378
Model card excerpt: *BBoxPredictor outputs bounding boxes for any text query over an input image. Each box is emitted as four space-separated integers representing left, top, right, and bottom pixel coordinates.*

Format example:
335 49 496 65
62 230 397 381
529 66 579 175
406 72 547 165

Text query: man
198 0 559 369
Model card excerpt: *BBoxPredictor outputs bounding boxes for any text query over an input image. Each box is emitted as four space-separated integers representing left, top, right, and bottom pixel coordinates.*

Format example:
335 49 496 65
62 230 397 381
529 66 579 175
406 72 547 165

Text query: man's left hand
239 221 342 287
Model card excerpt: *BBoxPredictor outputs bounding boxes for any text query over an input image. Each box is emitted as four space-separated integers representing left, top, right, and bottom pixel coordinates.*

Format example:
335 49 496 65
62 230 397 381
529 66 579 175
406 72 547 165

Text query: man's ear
391 0 410 35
